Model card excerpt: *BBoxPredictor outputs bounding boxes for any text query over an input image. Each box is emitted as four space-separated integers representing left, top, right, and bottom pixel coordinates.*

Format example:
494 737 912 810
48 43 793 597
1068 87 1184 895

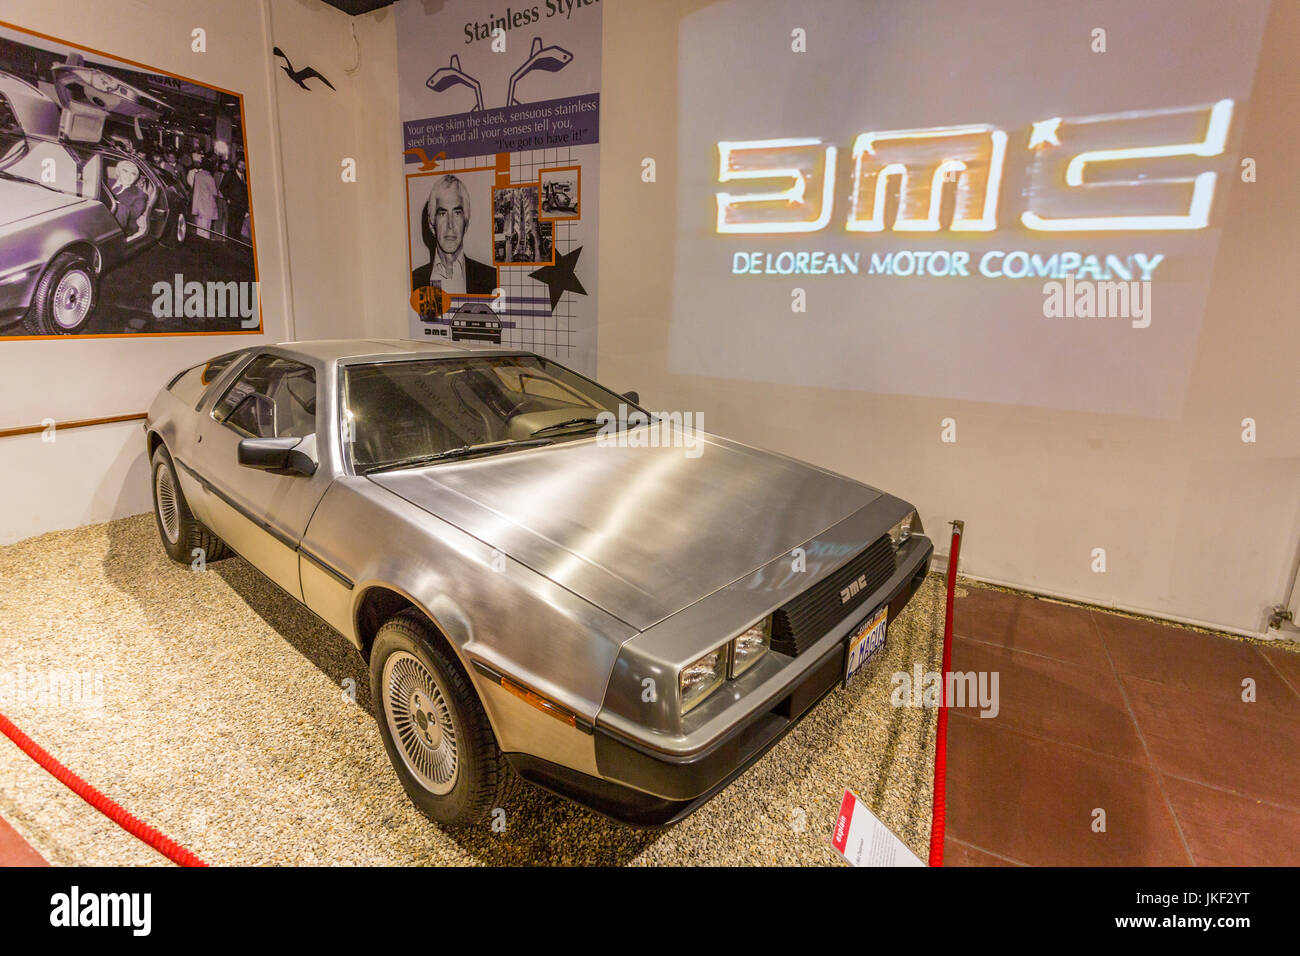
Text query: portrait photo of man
411 172 496 296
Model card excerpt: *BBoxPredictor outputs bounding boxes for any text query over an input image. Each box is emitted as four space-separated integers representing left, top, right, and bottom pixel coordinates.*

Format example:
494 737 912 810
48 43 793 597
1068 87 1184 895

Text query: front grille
771 535 896 657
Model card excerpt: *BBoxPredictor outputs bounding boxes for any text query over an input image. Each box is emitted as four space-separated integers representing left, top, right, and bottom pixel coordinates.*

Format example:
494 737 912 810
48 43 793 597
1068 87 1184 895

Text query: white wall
0 0 403 543
594 0 1300 636
265 0 405 340
3 0 1296 639
346 4 412 337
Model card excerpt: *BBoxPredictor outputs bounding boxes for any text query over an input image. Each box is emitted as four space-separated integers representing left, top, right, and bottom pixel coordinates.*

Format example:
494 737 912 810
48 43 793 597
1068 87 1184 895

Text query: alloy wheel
383 650 459 795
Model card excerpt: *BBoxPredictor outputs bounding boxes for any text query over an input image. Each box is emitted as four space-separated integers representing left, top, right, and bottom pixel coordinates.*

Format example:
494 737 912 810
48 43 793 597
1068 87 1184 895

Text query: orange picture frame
538 164 581 222
0 18 264 341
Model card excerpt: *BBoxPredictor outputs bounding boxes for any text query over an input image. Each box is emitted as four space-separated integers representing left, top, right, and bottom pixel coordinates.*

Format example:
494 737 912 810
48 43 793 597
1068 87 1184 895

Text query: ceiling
318 0 397 14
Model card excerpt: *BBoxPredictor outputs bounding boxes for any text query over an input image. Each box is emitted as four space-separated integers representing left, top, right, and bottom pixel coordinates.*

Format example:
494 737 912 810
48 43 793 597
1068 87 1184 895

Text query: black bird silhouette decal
272 46 335 92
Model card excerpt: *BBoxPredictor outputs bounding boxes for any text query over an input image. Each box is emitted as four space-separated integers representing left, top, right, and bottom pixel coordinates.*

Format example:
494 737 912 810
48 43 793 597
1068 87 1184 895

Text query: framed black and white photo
539 166 580 221
0 20 260 338
492 183 553 266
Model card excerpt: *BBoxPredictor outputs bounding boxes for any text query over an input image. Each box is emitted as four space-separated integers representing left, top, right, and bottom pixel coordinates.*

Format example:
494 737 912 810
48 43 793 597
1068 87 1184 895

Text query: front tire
150 445 231 564
161 209 188 248
371 611 513 826
25 251 96 335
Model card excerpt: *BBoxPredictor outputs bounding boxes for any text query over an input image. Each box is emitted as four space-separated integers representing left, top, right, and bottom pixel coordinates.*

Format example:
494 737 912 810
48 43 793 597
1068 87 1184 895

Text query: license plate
844 605 888 686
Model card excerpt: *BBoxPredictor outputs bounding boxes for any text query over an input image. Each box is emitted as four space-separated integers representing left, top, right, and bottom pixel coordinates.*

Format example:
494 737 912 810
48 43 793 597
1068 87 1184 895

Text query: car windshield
343 354 638 473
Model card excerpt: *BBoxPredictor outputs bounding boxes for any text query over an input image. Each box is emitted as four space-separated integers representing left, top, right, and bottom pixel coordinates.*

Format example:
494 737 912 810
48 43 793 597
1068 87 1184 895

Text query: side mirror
621 390 640 406
237 436 317 477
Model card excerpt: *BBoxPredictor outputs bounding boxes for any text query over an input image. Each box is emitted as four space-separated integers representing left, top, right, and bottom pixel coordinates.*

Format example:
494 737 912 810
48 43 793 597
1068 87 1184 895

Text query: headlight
888 510 917 549
730 616 771 677
679 645 727 714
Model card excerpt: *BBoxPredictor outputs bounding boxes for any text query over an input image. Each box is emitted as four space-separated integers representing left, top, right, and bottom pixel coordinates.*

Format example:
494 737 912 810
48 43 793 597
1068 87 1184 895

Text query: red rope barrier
928 519 963 867
0 712 207 867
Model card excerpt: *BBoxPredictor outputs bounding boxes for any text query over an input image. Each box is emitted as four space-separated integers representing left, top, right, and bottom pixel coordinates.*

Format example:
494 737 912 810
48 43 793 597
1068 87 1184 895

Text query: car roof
271 338 527 363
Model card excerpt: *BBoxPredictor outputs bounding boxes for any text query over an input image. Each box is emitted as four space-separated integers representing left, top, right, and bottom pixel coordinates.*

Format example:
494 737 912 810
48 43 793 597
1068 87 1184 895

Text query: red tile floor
0 815 46 866
2 584 1296 866
943 586 1300 866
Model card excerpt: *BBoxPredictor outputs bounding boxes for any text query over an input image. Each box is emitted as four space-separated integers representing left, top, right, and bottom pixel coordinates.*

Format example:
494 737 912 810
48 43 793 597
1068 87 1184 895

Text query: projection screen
669 0 1270 417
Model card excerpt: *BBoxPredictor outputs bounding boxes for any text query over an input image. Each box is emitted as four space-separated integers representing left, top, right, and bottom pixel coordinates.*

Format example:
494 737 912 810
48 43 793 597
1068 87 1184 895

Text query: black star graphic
529 246 588 311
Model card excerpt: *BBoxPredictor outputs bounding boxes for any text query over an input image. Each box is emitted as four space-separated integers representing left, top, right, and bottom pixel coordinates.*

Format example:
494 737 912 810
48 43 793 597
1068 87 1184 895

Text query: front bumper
505 534 933 826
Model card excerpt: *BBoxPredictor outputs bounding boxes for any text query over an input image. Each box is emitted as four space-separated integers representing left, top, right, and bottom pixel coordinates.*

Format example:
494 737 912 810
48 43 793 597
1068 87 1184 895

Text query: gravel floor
0 513 944 866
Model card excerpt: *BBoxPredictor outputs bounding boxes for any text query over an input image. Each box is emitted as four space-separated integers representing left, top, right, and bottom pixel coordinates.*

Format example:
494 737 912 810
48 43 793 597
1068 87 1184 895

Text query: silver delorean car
145 339 932 827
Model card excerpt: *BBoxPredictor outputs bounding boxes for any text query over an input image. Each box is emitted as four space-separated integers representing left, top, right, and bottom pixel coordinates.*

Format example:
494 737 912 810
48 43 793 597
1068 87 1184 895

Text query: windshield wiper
360 437 555 474
529 416 604 437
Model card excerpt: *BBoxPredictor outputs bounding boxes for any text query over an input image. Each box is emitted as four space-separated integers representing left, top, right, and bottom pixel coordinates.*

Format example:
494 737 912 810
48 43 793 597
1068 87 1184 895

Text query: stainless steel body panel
298 474 636 716
145 339 930 822
161 347 332 599
297 474 629 772
368 433 879 631
598 498 930 751
149 350 255 532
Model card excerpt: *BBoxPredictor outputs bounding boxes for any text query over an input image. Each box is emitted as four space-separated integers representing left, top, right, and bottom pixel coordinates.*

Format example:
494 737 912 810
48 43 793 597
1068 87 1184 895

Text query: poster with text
396 0 600 375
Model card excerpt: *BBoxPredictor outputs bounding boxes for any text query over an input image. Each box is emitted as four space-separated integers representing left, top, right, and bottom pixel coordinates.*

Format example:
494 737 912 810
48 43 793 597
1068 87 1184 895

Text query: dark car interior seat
347 370 447 467
268 370 316 439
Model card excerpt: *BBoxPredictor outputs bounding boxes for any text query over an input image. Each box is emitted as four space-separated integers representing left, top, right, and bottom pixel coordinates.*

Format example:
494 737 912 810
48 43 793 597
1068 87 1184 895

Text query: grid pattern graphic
435 149 582 359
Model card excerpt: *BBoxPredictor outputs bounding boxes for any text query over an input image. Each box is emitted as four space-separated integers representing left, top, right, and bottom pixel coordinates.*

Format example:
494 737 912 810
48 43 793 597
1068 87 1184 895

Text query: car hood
0 177 85 221
367 432 880 630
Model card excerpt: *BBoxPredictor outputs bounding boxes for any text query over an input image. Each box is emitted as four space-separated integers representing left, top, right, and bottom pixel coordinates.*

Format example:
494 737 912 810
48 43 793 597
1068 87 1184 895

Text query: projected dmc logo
715 100 1233 234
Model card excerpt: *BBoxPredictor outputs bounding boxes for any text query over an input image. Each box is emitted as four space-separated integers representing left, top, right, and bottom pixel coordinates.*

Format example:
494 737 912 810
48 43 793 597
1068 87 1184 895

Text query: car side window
213 355 317 439
201 352 243 385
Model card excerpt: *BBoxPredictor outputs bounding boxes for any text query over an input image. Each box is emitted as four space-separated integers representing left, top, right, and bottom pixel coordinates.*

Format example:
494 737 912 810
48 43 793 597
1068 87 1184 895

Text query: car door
100 157 159 253
189 353 329 600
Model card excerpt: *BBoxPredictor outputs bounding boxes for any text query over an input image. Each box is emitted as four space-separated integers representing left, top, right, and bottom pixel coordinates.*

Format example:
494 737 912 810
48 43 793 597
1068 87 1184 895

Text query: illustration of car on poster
0 24 257 338
449 301 503 343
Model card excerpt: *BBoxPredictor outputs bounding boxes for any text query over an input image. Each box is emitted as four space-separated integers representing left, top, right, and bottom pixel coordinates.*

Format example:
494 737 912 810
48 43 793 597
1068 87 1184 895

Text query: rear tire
150 445 231 565
25 251 96 335
371 610 513 826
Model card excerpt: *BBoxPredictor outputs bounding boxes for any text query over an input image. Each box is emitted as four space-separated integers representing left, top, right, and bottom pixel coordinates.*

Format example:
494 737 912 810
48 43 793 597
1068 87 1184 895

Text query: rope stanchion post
929 518 963 867
0 712 207 867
